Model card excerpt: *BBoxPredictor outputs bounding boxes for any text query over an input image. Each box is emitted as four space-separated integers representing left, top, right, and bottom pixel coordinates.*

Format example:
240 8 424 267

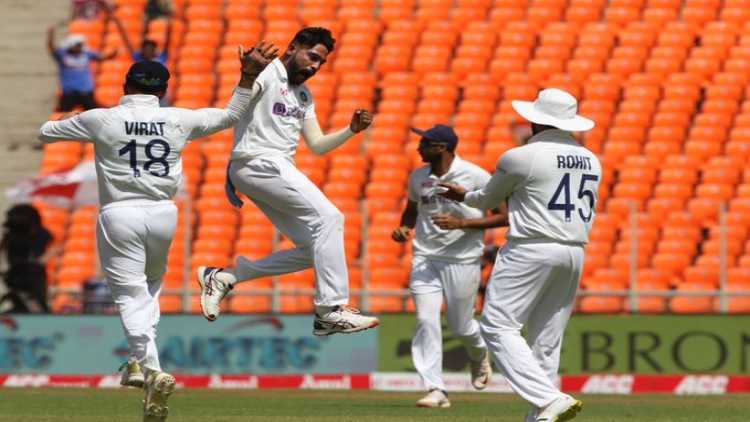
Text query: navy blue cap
411 124 459 150
126 61 170 90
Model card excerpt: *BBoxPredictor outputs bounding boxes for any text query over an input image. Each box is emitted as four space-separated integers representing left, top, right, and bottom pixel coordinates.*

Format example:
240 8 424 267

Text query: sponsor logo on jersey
272 102 305 119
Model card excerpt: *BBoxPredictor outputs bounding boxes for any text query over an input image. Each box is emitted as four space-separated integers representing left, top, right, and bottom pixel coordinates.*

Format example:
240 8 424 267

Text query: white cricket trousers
480 240 583 409
229 155 348 307
96 200 177 375
410 256 487 392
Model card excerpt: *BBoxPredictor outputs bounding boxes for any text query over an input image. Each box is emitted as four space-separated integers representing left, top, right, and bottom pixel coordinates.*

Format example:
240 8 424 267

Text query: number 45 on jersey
547 173 598 223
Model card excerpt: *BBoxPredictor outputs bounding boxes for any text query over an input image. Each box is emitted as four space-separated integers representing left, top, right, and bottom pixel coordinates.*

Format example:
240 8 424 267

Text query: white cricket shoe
196 266 233 321
535 395 583 422
313 305 380 336
416 389 451 408
470 350 492 390
118 357 145 388
143 371 176 422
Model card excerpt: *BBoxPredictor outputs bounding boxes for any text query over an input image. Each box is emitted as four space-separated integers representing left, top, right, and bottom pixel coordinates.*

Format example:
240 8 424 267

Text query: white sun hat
511 88 595 132
61 34 87 50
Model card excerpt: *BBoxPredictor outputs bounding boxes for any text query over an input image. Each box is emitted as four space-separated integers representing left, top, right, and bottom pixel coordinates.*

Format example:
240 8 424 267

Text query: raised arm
302 109 373 155
186 41 278 140
46 25 57 58
93 4 119 61
38 111 98 144
95 49 119 61
110 12 135 57
440 150 527 211
162 18 173 57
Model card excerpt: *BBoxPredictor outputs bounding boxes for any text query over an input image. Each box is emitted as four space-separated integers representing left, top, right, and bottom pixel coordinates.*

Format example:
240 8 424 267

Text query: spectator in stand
0 205 55 314
47 16 118 111
111 13 172 65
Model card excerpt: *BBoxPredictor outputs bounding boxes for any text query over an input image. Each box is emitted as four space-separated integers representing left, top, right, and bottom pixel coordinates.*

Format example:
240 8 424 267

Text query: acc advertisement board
378 315 750 374
0 315 377 374
3 314 749 375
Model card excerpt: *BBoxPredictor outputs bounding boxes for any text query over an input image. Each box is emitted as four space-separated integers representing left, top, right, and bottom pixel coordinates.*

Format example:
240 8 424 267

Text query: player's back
79 97 191 206
505 129 602 244
40 90 252 206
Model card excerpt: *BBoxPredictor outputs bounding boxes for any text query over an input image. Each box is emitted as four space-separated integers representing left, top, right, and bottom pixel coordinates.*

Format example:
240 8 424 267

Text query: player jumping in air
197 27 379 336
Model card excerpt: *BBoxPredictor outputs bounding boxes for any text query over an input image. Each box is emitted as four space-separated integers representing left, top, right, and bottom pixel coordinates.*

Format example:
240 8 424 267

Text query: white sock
216 268 238 285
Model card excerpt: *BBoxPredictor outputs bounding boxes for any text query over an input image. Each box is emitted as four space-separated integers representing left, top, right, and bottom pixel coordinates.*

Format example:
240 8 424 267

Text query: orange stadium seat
38 0 750 315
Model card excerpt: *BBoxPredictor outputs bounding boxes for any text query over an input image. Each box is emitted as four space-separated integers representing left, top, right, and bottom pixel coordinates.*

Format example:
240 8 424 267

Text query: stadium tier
38 0 750 314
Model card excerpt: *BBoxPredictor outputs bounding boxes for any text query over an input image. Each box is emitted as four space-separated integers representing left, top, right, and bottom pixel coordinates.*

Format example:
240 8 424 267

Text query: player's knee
452 324 476 338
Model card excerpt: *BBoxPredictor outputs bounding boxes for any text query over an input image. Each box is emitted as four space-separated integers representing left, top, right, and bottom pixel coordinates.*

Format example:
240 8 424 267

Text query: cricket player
37 42 279 422
196 27 379 336
392 125 507 408
440 89 600 422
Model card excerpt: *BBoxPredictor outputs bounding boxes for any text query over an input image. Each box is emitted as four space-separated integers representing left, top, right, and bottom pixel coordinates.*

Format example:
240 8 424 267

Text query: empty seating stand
39 0 750 314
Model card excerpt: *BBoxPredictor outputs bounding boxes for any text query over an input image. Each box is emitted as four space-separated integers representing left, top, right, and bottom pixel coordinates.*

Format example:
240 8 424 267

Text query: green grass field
0 389 748 421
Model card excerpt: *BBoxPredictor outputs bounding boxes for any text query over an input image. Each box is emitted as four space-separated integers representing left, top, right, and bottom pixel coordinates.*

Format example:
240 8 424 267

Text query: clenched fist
350 109 373 133
391 226 410 243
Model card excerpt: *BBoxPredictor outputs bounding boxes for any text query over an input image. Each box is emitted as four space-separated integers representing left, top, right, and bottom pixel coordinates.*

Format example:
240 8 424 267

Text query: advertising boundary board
377 315 750 374
0 315 377 374
0 373 749 394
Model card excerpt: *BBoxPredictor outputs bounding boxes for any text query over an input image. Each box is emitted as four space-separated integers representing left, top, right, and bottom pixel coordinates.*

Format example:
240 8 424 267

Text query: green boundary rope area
1 389 749 422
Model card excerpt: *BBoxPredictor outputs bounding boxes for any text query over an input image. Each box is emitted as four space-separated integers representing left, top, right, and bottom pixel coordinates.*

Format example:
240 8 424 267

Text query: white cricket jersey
408 156 492 263
465 129 602 245
38 88 253 206
232 59 316 161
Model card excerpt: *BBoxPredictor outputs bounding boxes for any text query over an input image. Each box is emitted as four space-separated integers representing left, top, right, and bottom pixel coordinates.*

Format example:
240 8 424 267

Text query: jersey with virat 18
39 89 254 205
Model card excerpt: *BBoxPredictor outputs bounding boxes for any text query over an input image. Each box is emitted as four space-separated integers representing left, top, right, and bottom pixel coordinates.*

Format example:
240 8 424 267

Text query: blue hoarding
0 315 377 374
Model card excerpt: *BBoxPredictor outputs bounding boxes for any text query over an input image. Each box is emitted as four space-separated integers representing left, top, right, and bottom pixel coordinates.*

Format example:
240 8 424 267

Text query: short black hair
142 39 157 49
291 27 335 53
125 61 170 94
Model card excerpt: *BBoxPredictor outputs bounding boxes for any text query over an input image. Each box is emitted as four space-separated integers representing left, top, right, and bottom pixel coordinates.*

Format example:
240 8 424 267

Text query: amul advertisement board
0 315 377 374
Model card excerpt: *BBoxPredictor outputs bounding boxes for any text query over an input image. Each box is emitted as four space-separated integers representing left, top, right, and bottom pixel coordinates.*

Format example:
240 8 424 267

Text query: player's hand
438 182 467 202
391 226 410 243
239 41 279 77
349 109 373 133
432 214 465 230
